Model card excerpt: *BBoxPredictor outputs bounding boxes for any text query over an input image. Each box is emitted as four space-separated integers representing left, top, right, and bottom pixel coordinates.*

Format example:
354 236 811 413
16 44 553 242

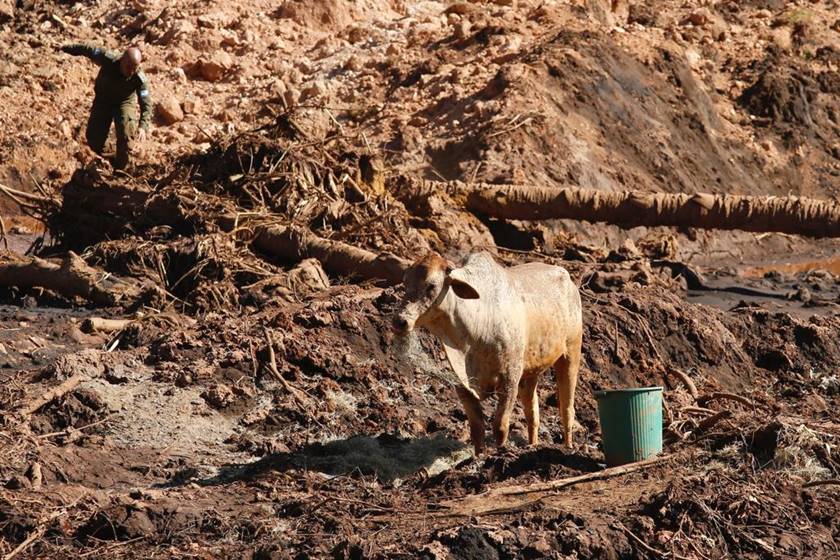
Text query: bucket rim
594 386 663 398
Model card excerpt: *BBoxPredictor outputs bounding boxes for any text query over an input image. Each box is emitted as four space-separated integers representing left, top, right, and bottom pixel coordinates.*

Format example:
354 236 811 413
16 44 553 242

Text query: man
60 43 151 169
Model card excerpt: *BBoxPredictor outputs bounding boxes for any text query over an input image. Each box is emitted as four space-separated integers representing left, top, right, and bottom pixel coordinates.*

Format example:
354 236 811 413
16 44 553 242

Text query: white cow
392 251 583 454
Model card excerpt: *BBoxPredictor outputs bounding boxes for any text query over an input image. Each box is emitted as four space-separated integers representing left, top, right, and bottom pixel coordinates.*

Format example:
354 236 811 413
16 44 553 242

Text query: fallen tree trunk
253 224 411 285
412 179 840 238
0 252 144 306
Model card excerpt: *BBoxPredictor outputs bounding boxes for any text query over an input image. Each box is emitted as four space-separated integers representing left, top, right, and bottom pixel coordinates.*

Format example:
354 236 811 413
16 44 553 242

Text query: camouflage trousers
85 98 137 170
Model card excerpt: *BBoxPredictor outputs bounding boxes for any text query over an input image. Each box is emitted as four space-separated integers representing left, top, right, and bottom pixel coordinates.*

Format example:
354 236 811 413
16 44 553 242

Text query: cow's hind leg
518 374 540 446
456 386 485 455
553 333 582 448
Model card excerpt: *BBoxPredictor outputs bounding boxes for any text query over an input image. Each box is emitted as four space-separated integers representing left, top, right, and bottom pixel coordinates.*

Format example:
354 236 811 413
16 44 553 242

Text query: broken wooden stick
433 455 673 518
36 415 113 440
697 392 755 408
666 368 698 399
697 409 732 431
492 454 671 497
0 251 143 306
615 522 692 560
0 182 52 203
81 317 133 333
3 510 66 560
802 479 840 489
19 373 86 416
262 328 311 409
0 182 52 212
254 224 410 285
681 406 716 415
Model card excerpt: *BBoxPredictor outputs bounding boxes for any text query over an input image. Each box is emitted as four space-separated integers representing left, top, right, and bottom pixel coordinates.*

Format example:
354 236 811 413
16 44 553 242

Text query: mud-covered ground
1 233 838 558
1 0 840 558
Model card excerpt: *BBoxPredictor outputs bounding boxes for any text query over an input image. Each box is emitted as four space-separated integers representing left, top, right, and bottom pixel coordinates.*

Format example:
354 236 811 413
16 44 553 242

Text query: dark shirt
61 43 152 129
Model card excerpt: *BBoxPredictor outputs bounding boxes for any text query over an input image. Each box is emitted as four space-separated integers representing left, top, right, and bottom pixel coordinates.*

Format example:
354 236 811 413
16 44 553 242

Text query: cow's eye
426 285 436 296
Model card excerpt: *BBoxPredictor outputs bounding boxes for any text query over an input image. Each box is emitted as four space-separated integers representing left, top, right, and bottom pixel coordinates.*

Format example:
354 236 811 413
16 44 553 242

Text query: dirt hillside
0 0 839 558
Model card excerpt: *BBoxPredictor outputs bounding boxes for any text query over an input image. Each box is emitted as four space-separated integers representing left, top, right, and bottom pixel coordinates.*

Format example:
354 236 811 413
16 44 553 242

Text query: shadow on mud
166 432 472 487
484 446 602 483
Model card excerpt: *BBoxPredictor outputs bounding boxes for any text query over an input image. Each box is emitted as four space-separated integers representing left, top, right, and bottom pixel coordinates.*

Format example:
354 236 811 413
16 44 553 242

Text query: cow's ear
447 270 479 300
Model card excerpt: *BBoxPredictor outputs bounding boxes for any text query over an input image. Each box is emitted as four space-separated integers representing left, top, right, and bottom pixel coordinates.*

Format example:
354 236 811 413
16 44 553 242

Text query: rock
628 3 658 26
59 120 73 139
794 286 812 304
300 80 327 102
219 30 239 47
197 14 216 28
344 55 364 72
684 47 702 69
289 259 330 294
454 20 471 40
182 97 201 115
189 51 234 82
26 463 42 490
80 507 156 540
709 18 728 41
611 0 629 24
286 67 304 84
157 20 195 46
585 0 617 26
268 78 288 97
295 60 314 75
776 534 801 554
154 96 184 126
0 0 14 21
215 109 234 123
202 384 234 409
444 2 474 15
346 26 368 44
283 86 300 108
171 67 187 83
683 8 712 26
770 28 792 51
240 406 270 426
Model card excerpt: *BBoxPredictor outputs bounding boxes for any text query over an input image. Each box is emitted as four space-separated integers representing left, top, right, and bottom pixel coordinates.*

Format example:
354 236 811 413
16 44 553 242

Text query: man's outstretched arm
136 72 152 131
59 43 114 65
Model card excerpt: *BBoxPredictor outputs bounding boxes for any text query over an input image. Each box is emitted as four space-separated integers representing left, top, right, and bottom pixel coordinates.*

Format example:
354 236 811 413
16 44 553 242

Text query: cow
391 250 583 455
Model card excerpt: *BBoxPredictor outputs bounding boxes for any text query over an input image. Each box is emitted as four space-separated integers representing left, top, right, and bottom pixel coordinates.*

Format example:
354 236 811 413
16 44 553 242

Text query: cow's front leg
492 377 520 449
519 374 540 446
456 386 485 455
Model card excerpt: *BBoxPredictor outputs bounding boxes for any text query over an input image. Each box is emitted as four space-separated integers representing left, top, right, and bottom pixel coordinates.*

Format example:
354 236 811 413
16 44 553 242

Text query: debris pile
0 0 838 557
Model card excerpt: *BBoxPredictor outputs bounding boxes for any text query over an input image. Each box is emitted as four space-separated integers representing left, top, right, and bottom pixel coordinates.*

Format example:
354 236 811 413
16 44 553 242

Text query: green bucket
595 387 663 467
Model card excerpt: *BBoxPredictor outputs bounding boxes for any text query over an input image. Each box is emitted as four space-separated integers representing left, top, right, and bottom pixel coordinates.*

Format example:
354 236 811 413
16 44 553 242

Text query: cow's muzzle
391 315 410 334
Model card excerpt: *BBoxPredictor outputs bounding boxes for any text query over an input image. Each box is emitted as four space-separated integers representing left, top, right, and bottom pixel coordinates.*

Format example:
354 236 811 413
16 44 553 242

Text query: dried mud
1 0 839 558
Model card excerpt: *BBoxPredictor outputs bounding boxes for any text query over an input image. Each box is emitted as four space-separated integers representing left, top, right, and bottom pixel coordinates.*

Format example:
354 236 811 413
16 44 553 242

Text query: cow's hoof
491 446 517 459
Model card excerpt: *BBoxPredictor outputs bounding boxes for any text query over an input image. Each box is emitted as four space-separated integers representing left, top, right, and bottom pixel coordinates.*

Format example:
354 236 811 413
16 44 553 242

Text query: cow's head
391 251 480 335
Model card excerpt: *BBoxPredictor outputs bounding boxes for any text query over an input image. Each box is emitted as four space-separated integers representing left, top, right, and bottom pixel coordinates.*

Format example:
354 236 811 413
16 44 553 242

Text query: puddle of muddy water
740 255 840 277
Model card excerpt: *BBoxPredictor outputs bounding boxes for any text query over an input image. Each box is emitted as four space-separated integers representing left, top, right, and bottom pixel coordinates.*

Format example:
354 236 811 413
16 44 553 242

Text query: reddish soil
0 0 839 558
